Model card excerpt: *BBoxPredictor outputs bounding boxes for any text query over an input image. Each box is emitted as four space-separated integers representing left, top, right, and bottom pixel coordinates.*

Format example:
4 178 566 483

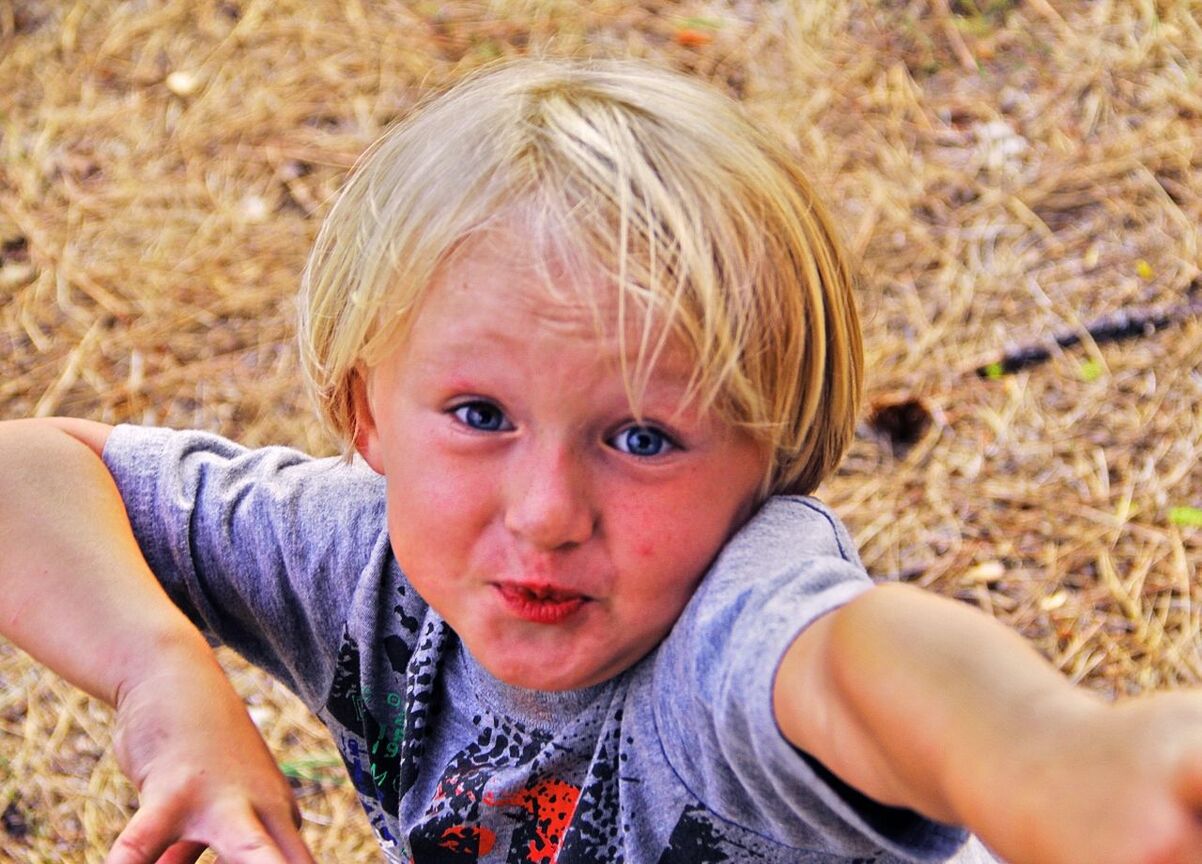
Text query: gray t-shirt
103 425 993 863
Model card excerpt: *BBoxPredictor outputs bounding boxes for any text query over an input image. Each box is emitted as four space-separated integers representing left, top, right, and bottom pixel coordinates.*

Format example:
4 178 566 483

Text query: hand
103 642 317 864
970 690 1202 864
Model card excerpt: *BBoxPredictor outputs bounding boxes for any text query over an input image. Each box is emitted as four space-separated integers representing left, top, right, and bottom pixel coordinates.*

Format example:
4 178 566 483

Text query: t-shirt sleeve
101 424 397 713
652 495 969 861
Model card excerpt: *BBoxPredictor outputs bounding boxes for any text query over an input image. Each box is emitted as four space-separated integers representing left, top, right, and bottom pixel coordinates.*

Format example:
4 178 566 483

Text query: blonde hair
299 58 862 497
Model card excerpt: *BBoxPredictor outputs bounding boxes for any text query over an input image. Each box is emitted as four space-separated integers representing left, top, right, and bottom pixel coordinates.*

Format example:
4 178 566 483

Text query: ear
349 367 386 474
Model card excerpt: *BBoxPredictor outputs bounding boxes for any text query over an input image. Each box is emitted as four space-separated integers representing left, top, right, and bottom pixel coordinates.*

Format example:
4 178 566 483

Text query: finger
1175 754 1202 807
1161 820 1202 864
105 805 182 864
205 805 293 864
154 841 207 864
259 804 318 864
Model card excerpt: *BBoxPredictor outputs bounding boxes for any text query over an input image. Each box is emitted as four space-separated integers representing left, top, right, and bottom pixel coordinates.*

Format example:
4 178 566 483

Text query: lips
494 582 589 624
507 583 583 602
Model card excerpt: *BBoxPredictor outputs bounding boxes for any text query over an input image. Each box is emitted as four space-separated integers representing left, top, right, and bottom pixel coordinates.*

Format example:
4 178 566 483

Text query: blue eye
452 401 511 432
611 425 673 457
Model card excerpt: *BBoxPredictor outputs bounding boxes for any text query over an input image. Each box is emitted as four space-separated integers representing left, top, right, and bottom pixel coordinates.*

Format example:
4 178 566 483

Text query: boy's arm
1 418 178 701
0 419 315 864
775 581 1202 864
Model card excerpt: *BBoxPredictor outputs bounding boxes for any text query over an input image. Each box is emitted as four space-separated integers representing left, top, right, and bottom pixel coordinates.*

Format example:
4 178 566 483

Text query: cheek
386 426 489 512
620 498 666 559
614 496 699 585
617 494 672 546
385 451 496 567
610 467 753 596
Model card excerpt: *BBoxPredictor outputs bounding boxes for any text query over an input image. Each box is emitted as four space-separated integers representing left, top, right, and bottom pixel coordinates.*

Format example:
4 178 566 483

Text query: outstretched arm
0 419 315 864
776 581 1202 864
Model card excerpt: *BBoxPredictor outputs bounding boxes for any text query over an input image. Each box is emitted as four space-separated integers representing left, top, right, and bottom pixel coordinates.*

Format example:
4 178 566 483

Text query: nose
503 440 596 550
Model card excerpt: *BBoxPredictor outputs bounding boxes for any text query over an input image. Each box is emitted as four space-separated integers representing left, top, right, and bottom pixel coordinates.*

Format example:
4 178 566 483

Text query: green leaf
279 756 345 782
953 15 995 37
1079 360 1102 382
680 16 722 29
1170 506 1202 527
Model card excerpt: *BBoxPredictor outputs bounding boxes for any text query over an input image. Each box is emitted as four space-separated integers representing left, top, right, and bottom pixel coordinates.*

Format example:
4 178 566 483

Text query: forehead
403 222 701 397
440 226 610 331
427 221 683 350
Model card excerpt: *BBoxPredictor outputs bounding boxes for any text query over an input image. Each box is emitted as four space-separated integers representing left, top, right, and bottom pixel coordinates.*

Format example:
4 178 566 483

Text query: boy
3 58 1202 864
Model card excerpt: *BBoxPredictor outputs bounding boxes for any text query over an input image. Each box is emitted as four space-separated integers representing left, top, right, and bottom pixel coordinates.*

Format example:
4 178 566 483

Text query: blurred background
1 1 1200 860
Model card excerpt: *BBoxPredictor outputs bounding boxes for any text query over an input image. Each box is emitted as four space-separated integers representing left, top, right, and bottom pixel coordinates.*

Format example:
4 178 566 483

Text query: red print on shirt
484 778 582 862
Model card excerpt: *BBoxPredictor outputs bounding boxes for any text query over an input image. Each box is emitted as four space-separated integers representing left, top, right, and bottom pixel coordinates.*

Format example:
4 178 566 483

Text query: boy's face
352 227 767 690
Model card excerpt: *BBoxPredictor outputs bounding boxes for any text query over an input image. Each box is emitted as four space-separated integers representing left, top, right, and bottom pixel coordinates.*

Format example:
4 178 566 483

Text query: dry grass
1 0 1200 860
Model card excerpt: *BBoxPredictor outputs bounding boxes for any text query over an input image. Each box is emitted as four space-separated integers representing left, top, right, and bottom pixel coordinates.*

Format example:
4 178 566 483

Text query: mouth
493 582 590 624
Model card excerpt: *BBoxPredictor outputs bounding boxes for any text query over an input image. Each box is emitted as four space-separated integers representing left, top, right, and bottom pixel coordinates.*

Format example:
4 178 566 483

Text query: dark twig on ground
976 277 1202 378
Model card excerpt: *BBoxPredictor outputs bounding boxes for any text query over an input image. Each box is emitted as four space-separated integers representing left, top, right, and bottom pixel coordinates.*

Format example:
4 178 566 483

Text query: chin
488 657 598 691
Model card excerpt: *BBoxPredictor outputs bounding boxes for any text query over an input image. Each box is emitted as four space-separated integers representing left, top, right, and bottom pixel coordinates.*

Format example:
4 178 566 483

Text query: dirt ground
1 1 1200 860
